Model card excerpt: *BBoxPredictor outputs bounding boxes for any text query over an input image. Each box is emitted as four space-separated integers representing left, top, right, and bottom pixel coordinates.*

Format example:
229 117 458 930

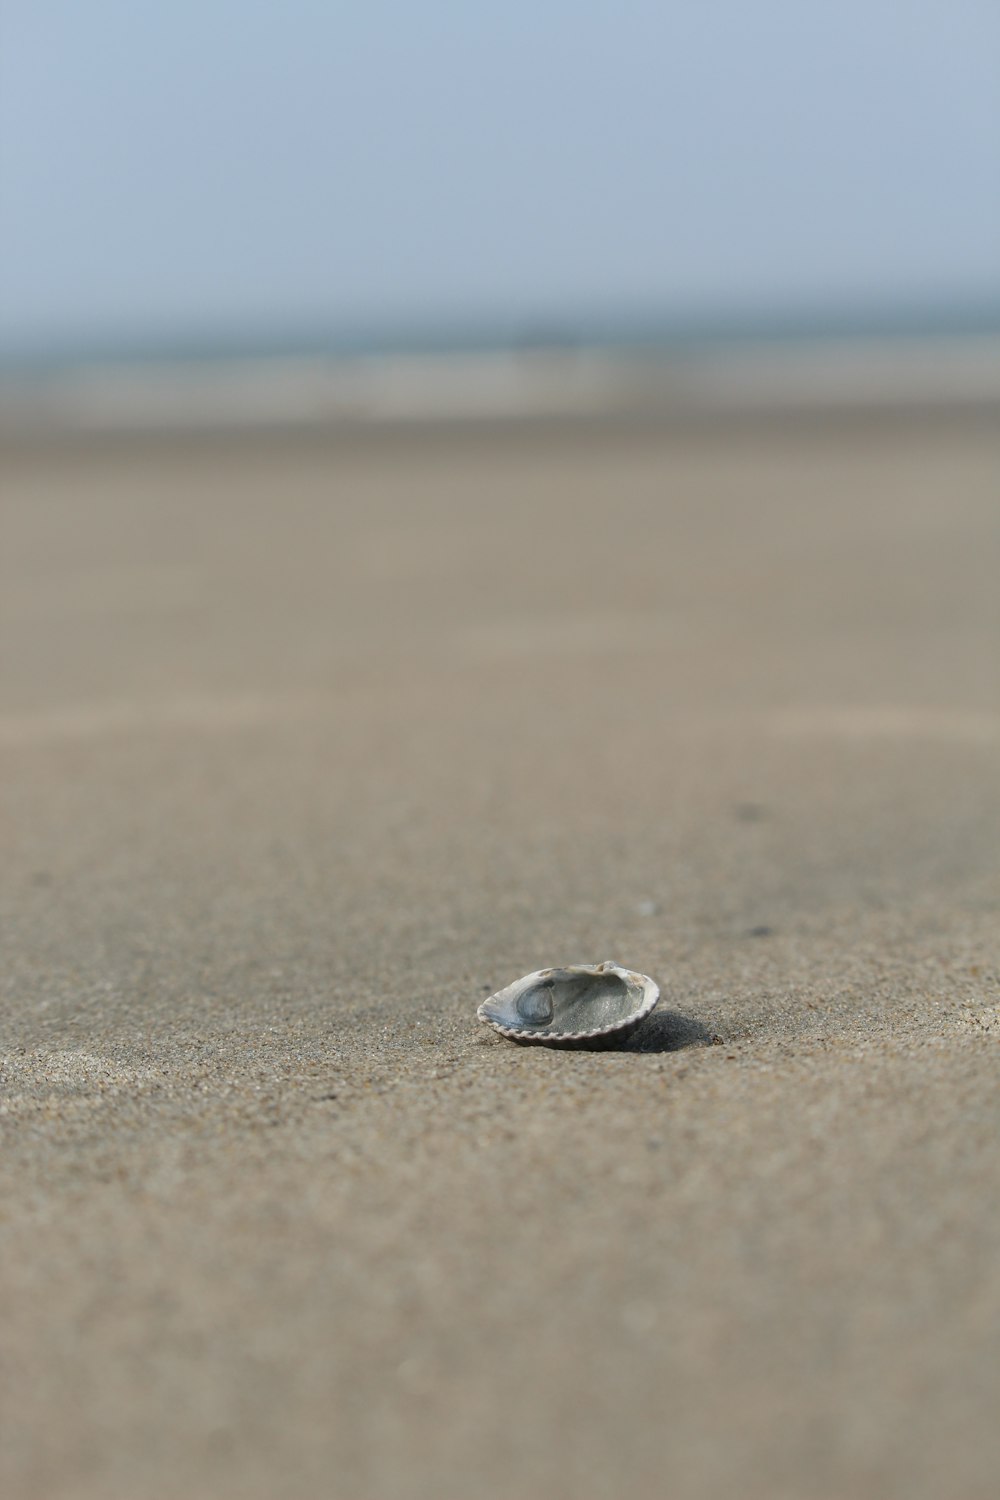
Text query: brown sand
2 411 999 1499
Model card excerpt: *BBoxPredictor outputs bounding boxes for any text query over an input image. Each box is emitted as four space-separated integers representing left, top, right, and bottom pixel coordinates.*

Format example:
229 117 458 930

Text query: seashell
477 960 659 1050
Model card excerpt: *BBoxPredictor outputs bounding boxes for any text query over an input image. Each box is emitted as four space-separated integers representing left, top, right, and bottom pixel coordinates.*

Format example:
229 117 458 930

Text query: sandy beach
2 404 999 1498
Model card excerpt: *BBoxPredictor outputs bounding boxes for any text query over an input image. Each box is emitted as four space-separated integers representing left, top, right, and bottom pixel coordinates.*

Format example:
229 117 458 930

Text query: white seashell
478 960 659 1049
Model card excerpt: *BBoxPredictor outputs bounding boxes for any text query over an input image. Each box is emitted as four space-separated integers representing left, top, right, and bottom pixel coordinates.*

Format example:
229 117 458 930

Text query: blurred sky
2 0 999 351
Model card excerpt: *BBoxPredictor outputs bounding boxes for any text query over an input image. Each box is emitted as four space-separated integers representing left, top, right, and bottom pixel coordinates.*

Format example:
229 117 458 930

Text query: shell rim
477 963 660 1043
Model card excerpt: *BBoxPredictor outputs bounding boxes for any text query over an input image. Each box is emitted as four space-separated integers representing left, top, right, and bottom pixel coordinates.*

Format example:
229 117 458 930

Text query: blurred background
2 0 999 422
3 7 1000 1500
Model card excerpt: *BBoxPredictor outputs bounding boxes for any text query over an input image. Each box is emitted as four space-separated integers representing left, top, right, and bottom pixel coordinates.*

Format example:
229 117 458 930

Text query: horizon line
3 295 1000 373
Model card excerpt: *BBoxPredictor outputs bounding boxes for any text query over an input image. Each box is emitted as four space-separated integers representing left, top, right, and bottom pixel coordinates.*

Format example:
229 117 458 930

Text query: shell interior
478 962 656 1042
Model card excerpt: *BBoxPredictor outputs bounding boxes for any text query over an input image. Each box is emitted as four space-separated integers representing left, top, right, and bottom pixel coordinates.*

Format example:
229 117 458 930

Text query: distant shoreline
2 332 999 438
4 297 1000 373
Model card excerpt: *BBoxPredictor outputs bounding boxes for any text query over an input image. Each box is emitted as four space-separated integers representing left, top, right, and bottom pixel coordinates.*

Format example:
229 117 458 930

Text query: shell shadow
620 1009 717 1054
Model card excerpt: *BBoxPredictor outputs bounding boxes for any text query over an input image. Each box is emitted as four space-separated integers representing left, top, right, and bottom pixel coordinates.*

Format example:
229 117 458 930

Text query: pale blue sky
2 1 998 351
